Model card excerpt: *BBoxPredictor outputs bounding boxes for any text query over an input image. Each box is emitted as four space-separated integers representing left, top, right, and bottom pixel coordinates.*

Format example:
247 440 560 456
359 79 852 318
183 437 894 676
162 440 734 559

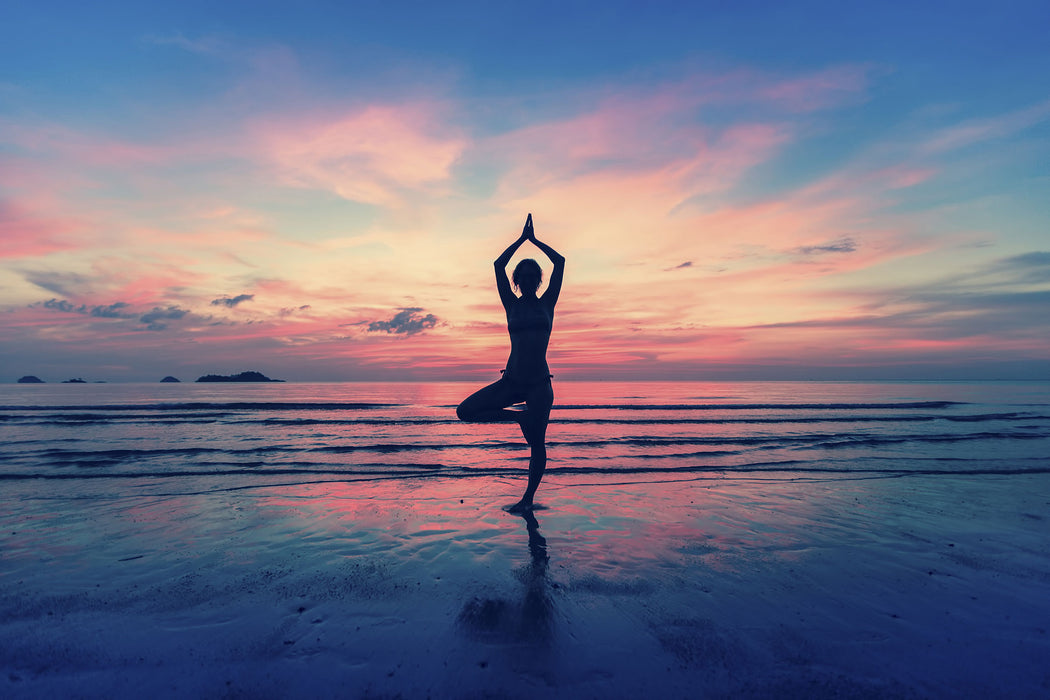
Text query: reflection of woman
457 214 565 512
456 510 554 643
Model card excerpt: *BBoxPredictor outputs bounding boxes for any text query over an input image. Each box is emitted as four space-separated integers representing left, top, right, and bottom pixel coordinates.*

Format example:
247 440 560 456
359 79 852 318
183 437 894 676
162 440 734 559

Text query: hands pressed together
520 213 536 242
496 212 564 271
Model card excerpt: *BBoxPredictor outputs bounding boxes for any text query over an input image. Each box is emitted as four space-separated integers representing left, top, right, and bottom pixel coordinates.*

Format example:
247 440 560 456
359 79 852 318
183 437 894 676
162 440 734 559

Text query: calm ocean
2 381 1048 498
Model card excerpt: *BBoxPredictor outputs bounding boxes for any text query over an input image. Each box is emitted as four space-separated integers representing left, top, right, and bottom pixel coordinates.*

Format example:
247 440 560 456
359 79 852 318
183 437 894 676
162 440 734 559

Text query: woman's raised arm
526 218 565 308
494 216 530 307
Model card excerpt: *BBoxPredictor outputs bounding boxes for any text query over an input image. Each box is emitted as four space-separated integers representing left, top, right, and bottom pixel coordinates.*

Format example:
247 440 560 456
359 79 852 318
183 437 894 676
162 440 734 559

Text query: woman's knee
456 401 474 421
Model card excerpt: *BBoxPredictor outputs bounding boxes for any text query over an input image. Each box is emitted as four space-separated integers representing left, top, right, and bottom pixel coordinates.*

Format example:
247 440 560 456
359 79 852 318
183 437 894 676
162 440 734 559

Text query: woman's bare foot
505 500 546 513
506 499 533 513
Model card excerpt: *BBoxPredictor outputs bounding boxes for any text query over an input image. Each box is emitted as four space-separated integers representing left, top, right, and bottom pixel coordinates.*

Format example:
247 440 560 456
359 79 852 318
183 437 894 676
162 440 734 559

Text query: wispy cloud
995 252 1050 284
922 99 1050 154
254 104 466 207
140 33 229 56
0 201 81 259
794 238 857 256
23 271 93 297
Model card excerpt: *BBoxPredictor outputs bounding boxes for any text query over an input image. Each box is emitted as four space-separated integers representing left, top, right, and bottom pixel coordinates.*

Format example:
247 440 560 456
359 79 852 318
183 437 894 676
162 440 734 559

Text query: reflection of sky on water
0 468 930 591
240 476 830 586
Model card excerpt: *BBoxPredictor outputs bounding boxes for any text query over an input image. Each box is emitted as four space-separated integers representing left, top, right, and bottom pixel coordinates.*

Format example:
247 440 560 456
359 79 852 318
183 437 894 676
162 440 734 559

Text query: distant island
62 378 87 384
18 375 45 383
160 376 181 383
196 371 284 383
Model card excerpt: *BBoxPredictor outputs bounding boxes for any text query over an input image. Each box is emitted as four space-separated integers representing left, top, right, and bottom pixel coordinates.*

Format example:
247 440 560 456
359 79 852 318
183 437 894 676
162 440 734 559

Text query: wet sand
3 472 1049 698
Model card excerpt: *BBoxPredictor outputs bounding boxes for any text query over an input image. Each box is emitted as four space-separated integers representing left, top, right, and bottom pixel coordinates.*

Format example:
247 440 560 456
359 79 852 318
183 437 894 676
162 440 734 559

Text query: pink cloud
253 104 466 206
876 166 938 190
756 65 872 111
0 120 179 168
471 68 879 277
484 86 792 189
0 201 80 258
921 99 1050 154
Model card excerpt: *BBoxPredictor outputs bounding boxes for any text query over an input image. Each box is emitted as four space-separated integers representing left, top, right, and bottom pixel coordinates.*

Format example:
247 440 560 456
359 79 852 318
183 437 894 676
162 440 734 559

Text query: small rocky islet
195 371 284 383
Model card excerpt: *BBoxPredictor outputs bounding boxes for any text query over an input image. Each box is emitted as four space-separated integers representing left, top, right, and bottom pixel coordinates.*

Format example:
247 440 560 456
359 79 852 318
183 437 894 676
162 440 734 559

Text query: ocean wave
3 385 1046 491
3 400 965 417
3 457 1048 482
522 401 963 410
5 412 1041 429
554 412 1044 425
11 428 1046 468
807 431 1049 449
0 416 429 427
0 401 401 412
551 431 1049 448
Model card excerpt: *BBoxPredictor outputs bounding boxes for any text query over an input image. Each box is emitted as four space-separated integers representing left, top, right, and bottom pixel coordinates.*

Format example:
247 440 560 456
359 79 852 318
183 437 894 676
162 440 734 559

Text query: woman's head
512 258 543 294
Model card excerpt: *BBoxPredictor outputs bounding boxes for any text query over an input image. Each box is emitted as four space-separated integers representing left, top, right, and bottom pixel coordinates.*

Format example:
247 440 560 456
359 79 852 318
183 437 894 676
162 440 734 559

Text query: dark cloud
919 249 1050 292
42 298 84 313
211 294 255 307
38 298 134 319
665 261 693 271
748 289 1050 344
996 251 1050 284
90 302 132 318
139 306 190 331
279 304 312 317
22 271 92 296
794 238 857 256
367 307 439 335
1004 251 1050 267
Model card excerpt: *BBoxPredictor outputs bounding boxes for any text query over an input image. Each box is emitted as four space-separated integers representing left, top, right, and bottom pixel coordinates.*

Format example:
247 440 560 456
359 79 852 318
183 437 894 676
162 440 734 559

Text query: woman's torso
504 297 552 382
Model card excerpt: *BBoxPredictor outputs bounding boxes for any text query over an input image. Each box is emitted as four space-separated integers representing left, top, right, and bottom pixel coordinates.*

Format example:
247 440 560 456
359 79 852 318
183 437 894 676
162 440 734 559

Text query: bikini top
507 302 552 334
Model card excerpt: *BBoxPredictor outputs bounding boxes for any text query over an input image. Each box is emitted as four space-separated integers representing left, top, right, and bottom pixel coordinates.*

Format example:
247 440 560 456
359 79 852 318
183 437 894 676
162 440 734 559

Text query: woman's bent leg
456 379 523 423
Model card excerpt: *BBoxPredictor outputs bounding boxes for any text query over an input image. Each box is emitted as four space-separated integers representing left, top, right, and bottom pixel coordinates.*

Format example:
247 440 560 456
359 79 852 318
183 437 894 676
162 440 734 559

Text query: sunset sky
2 2 1048 381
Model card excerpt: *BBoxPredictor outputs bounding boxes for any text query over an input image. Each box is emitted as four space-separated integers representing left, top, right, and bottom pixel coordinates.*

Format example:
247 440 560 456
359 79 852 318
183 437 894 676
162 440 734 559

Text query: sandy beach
4 468 1049 698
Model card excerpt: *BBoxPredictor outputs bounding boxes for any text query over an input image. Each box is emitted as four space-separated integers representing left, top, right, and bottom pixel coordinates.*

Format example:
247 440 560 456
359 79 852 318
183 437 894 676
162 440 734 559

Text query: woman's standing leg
510 381 553 511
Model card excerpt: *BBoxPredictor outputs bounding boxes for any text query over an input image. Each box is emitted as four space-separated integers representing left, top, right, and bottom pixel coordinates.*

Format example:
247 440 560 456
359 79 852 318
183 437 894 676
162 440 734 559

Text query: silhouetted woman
457 214 565 512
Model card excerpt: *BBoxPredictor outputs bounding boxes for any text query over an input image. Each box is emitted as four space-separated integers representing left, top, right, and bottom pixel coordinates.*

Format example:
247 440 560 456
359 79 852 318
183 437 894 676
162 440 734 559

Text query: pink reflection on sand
235 463 815 583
